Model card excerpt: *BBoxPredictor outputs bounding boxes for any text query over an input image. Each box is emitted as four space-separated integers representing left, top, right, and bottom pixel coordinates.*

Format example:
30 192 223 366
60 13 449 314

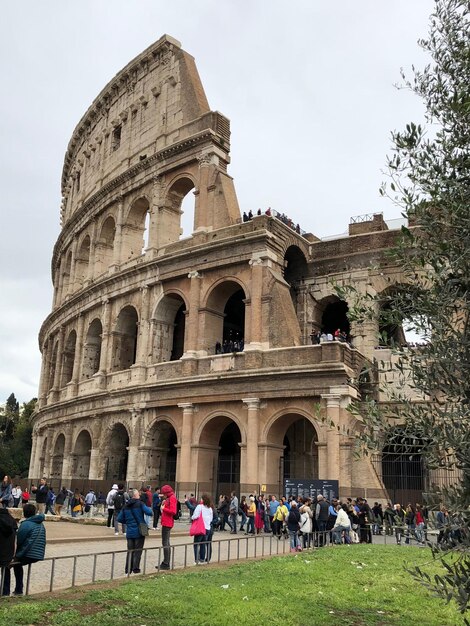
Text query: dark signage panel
284 479 339 502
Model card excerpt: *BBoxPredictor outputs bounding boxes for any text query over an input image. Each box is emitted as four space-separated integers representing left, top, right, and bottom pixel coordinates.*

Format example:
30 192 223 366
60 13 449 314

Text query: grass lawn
0 545 465 625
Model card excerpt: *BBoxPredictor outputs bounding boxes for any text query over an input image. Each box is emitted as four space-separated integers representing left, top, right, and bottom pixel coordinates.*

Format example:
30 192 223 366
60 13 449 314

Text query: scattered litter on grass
364 588 369 592
329 611 335 614
391 587 397 592
304 560 311 564
221 584 229 589
377 611 385 615
318 591 323 595
242 596 249 601
356 566 363 569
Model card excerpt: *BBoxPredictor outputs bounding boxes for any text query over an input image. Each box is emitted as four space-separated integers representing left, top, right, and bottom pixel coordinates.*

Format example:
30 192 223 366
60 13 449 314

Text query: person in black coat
287 500 301 552
0 507 18 596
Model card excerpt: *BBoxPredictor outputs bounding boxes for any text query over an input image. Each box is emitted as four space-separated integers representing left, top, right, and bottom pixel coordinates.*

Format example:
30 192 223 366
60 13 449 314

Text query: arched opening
75 235 91 289
95 216 116 276
51 434 65 479
121 197 150 261
165 177 195 240
73 430 92 479
382 430 426 505
144 421 177 483
266 414 319 491
320 297 350 338
81 319 102 379
152 294 186 363
198 417 242 497
61 330 77 387
379 300 407 347
206 281 246 353
112 306 138 371
284 246 308 308
105 423 129 481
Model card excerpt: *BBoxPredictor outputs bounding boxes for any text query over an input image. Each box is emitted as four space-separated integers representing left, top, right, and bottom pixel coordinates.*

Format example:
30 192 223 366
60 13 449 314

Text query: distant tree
336 0 470 618
0 395 35 478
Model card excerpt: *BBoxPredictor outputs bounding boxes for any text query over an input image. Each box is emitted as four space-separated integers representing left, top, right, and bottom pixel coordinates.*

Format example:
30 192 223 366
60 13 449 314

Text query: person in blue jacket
117 489 152 574
12 503 46 595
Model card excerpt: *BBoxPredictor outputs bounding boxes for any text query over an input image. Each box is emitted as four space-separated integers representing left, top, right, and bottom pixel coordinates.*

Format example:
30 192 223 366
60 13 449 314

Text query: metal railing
0 526 440 598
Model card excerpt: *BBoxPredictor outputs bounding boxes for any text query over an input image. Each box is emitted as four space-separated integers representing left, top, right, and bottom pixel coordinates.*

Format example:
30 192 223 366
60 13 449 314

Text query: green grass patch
0 545 465 625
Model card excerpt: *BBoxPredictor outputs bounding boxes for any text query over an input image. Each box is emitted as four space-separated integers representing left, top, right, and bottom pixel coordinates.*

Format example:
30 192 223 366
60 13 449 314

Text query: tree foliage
0 395 35 478
337 0 470 618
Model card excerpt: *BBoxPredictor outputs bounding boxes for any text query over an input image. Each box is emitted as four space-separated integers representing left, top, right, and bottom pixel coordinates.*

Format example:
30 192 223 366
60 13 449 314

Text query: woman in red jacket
159 485 177 570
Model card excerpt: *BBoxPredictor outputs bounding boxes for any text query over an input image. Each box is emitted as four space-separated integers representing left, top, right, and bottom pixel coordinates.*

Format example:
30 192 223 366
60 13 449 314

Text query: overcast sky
0 0 434 404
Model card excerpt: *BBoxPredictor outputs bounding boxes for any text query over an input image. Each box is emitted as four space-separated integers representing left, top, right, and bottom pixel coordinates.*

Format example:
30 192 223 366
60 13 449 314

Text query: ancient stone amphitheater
30 35 425 502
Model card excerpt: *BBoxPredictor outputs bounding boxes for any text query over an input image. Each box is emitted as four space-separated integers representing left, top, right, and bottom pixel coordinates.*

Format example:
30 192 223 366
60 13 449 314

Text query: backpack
173 500 182 520
113 492 125 510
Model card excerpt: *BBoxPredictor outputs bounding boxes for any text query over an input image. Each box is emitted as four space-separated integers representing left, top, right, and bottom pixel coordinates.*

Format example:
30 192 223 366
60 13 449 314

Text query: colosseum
30 35 426 503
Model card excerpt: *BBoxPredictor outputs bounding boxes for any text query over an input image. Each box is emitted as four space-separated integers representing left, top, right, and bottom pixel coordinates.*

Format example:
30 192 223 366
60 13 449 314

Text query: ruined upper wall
60 35 214 225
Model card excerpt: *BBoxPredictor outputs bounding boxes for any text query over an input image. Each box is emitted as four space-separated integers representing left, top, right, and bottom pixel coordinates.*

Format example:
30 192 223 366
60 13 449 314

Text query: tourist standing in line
287 500 301 552
299 502 313 548
152 487 161 530
315 494 329 546
106 484 118 528
11 485 22 508
268 495 280 531
229 491 238 534
34 478 49 515
244 496 256 535
333 503 351 544
118 489 152 575
113 484 129 535
0 476 12 508
191 494 213 564
54 487 68 516
159 484 177 570
0 505 17 595
12 503 46 595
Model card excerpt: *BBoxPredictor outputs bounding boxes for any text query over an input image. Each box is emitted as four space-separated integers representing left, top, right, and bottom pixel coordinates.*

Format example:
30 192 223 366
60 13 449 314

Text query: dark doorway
321 300 350 337
217 422 241 495
223 289 245 348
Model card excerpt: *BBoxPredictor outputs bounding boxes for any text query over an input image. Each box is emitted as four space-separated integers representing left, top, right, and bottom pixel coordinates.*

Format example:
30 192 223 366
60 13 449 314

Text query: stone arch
51 432 66 479
74 234 91 289
72 429 93 479
95 215 116 276
152 292 188 363
165 174 197 239
377 284 412 347
264 411 320 484
121 196 150 260
61 329 77 387
104 422 130 482
81 318 103 379
203 279 248 353
197 412 244 496
111 305 139 371
381 428 426 505
142 419 178 484
284 245 308 313
317 295 350 338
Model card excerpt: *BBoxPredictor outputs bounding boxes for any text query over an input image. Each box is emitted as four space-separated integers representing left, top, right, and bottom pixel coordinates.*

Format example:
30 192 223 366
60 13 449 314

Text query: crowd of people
310 328 349 344
242 208 303 234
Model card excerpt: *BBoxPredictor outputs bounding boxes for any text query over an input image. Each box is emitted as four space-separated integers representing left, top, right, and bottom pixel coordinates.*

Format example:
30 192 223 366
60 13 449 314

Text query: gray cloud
0 0 434 403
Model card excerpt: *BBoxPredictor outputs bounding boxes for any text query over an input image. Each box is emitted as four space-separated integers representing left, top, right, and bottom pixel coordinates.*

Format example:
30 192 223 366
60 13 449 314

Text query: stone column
60 424 74 479
70 314 85 393
51 327 65 393
323 394 341 482
111 197 124 270
97 298 113 386
86 220 97 284
184 271 201 356
147 176 162 253
246 258 264 350
195 153 212 231
37 341 49 408
242 398 260 487
89 447 102 480
135 285 150 366
28 428 40 479
177 403 194 483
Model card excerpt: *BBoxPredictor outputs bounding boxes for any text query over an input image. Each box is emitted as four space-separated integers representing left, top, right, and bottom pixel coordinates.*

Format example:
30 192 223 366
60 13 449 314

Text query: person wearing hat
106 484 119 529
158 485 177 570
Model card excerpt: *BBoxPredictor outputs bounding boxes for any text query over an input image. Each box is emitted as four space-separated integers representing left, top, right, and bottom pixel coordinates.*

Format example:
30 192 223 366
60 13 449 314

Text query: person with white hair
117 489 153 574
106 484 118 529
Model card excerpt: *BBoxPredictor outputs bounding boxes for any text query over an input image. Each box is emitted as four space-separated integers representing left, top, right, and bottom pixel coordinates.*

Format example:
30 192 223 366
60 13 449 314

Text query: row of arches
45 281 248 393
41 413 320 488
56 178 198 305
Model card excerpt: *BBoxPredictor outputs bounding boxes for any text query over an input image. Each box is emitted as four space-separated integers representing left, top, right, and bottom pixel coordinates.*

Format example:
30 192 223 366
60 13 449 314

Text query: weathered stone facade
31 35 411 500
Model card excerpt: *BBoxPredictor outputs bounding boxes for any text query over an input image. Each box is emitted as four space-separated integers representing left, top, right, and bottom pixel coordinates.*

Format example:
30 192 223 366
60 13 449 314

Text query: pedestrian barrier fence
0 526 437 598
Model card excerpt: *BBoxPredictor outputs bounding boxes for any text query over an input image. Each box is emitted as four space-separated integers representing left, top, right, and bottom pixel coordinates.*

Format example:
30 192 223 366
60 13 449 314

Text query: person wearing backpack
113 484 129 535
158 484 177 570
11 503 46 596
117 489 152 574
